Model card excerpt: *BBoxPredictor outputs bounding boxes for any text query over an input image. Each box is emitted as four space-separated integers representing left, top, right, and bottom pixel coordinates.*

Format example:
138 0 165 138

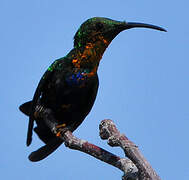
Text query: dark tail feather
19 101 32 116
28 138 63 162
20 101 63 161
19 101 34 146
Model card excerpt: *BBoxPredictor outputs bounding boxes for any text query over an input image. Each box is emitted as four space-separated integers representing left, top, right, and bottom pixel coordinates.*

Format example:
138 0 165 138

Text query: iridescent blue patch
66 72 87 86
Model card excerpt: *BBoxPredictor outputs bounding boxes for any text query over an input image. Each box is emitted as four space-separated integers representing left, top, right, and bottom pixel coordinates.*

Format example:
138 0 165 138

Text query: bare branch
35 105 161 180
60 130 138 179
100 119 161 180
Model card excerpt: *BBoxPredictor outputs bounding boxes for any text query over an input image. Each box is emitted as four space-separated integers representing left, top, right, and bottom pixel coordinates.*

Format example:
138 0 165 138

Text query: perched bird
19 17 166 162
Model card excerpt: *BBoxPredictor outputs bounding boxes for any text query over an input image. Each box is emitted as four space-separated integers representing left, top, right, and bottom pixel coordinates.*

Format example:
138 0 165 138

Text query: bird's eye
95 22 104 31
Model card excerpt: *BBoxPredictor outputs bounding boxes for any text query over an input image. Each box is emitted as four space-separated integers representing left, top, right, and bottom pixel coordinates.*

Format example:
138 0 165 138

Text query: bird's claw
51 123 67 137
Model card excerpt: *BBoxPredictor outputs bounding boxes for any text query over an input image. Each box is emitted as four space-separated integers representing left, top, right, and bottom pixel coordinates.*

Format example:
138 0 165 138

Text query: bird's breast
65 71 87 87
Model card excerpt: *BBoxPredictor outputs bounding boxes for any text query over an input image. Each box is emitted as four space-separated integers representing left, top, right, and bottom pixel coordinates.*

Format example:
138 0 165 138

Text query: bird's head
74 17 166 49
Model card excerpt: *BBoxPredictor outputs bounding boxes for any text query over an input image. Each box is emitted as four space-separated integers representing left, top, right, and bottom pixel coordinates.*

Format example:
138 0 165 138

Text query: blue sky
1 0 188 179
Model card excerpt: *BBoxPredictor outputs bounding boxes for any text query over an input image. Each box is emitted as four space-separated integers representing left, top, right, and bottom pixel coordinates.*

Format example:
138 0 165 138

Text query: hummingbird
19 17 166 162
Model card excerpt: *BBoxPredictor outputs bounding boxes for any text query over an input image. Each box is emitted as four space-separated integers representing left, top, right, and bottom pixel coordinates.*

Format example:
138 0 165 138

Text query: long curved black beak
123 22 167 32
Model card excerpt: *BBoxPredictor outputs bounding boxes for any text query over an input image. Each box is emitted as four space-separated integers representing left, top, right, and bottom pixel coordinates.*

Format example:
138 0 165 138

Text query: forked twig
35 105 161 180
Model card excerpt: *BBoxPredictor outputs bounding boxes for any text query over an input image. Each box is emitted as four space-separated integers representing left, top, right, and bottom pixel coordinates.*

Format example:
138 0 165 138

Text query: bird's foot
52 123 68 137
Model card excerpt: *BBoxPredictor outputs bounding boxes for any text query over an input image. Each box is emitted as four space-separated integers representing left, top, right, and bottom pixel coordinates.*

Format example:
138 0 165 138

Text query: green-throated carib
19 17 166 162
